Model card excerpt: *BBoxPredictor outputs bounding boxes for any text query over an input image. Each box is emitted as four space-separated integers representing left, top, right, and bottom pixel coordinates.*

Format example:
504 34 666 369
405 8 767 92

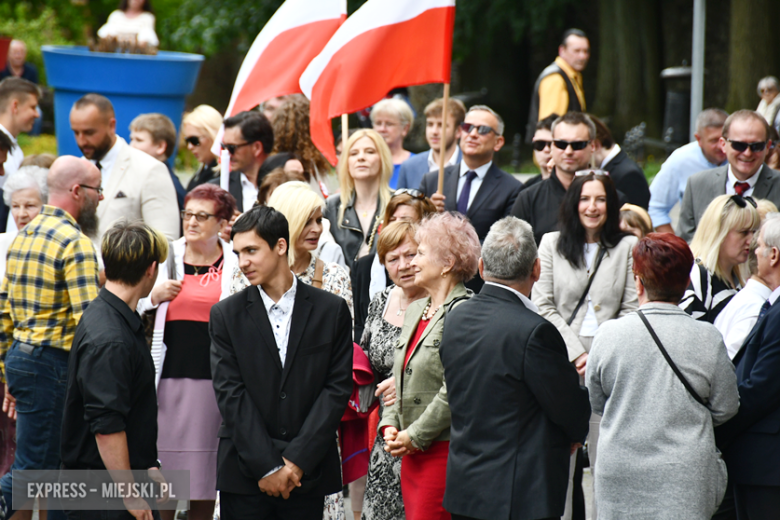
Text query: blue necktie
457 170 478 215
758 299 772 320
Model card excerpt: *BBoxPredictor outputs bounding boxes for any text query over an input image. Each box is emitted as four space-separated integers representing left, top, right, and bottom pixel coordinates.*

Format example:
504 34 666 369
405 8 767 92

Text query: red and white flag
300 0 456 165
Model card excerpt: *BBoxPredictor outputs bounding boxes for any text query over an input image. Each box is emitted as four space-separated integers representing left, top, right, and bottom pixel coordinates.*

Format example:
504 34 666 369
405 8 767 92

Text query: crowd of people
0 17 777 520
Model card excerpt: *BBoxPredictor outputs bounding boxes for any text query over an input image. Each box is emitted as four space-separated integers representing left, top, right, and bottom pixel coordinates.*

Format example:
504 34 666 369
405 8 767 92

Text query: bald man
70 93 180 242
0 156 101 519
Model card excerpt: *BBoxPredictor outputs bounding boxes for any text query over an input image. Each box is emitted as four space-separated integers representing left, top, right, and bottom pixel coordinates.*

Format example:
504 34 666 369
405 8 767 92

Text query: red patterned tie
734 181 750 196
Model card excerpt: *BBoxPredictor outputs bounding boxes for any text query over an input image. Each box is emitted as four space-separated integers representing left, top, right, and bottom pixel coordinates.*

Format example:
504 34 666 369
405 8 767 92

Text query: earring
441 271 447 277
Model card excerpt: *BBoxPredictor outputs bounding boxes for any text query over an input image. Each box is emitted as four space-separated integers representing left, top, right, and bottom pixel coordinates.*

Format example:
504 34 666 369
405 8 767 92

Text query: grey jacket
678 164 780 242
586 303 739 519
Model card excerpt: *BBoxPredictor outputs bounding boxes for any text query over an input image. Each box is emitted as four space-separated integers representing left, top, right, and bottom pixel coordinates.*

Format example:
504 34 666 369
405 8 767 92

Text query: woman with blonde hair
325 129 393 271
371 98 415 189
681 194 760 322
182 105 223 190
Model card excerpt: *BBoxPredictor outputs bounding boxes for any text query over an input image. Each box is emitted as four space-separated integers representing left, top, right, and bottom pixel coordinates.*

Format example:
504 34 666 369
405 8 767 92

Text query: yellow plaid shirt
0 205 99 359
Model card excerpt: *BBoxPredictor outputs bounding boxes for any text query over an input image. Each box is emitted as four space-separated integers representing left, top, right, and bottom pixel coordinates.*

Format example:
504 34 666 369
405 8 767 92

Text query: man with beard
70 93 179 243
0 156 101 518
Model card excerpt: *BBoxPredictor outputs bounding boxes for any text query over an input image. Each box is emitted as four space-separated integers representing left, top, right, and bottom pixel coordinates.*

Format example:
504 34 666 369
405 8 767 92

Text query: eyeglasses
78 184 103 195
532 140 552 151
727 140 767 153
221 141 256 155
460 123 497 136
730 195 757 208
574 169 610 177
184 136 201 147
181 210 217 222
553 140 591 151
392 188 425 200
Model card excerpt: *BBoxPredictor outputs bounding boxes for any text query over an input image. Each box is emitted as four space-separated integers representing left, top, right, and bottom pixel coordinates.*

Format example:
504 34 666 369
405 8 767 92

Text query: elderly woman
371 98 415 189
586 233 739 519
379 212 481 520
97 0 159 47
681 194 760 323
182 105 223 191
325 129 393 271
532 169 638 519
0 166 48 278
138 184 237 520
360 221 427 520
756 76 780 132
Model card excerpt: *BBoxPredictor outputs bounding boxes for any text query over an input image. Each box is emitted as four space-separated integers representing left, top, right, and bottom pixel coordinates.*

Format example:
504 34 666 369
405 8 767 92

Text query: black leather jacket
324 194 381 272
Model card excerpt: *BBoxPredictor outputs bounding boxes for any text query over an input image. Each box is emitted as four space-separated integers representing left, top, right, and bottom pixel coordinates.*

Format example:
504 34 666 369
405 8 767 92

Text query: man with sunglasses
679 110 780 242
208 110 273 213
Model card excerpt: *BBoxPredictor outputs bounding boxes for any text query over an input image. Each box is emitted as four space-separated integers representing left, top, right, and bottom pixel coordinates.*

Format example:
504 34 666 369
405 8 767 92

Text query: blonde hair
182 105 223 142
756 199 779 220
619 203 653 237
335 129 393 227
266 181 324 268
370 98 414 132
377 221 418 264
690 194 760 287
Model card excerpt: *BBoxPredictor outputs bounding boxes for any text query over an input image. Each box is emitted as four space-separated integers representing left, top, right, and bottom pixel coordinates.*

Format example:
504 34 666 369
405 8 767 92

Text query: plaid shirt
0 205 99 357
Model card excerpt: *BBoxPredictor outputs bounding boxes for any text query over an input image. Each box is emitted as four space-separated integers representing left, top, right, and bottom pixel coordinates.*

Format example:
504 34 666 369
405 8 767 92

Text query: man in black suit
209 206 353 520
716 215 780 519
591 115 650 208
210 111 273 212
440 216 591 520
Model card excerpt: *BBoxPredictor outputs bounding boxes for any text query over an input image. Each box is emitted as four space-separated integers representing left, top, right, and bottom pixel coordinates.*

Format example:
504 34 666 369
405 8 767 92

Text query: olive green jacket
378 283 470 450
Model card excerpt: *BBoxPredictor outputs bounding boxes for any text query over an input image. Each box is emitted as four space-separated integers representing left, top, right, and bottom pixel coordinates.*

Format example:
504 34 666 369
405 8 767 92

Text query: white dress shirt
240 173 259 212
456 160 492 210
427 145 461 172
579 243 601 337
714 278 772 359
600 144 621 169
258 275 298 367
0 123 23 233
484 281 539 313
725 164 762 196
91 136 124 184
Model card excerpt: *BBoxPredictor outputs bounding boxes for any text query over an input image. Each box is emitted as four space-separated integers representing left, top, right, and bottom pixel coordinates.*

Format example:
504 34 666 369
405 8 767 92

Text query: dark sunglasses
460 122 497 136
221 141 256 155
553 139 591 151
392 188 425 200
727 140 767 153
184 136 200 147
574 169 610 177
531 140 552 151
730 195 757 208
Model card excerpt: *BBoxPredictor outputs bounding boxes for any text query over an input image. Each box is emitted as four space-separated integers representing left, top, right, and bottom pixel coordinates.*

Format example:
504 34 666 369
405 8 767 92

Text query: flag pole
341 113 349 161
437 83 450 194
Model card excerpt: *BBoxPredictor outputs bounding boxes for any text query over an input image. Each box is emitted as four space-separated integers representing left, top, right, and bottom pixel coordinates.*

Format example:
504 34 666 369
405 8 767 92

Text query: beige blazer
96 138 180 242
532 232 638 361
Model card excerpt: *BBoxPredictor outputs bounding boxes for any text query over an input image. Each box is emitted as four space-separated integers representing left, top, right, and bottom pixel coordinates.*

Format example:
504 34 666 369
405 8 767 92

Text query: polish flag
300 0 456 165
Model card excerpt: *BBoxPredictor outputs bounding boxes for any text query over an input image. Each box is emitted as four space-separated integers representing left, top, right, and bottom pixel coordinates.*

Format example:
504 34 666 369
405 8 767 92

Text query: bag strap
636 310 706 406
567 246 607 326
312 258 325 289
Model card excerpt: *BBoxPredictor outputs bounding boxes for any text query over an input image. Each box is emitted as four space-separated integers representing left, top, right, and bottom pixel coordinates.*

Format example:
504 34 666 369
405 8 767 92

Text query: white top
484 281 538 313
0 123 23 234
725 164 762 196
258 275 298 367
457 160 492 210
600 144 621 169
0 231 16 280
240 173 259 212
769 284 780 305
714 278 772 359
91 136 123 184
97 10 159 47
427 145 461 172
369 252 387 301
579 242 601 337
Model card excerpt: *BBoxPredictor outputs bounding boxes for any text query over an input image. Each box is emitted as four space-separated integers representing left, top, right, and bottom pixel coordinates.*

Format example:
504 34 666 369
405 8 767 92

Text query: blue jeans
0 341 69 519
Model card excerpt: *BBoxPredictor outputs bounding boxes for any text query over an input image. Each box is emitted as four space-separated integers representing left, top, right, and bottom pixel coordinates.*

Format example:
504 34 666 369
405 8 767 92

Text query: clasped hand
383 427 417 458
258 458 303 499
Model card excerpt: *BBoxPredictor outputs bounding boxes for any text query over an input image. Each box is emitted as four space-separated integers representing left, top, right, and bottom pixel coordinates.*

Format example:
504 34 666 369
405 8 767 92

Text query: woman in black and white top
681 194 760 323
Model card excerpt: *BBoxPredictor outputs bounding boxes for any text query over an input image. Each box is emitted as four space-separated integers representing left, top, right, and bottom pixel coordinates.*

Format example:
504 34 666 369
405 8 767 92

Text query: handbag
567 246 607 326
636 310 706 406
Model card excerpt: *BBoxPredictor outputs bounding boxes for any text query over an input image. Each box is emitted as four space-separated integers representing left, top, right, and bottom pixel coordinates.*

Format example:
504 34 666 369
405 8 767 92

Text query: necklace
421 300 442 321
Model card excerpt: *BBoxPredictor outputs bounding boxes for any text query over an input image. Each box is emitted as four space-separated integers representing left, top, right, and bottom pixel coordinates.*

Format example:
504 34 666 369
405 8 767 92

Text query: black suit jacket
209 281 353 496
209 171 246 212
717 300 780 486
440 284 591 520
603 149 650 209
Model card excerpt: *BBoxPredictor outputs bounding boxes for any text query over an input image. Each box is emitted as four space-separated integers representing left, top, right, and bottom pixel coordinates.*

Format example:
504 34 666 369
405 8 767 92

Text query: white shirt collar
257 274 298 311
427 145 461 171
600 144 621 169
459 159 492 179
0 124 18 148
769 284 780 305
92 136 124 181
727 163 763 190
484 281 538 313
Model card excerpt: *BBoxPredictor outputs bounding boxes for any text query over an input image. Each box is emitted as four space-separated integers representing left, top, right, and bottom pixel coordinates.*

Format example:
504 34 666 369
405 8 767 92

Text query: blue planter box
42 45 204 161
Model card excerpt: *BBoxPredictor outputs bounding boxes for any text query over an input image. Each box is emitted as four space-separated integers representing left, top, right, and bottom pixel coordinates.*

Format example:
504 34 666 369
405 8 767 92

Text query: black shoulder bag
567 247 607 326
636 310 706 406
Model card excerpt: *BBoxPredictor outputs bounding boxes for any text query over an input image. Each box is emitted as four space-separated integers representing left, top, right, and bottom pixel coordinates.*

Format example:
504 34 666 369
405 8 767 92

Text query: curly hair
416 212 481 282
271 96 331 176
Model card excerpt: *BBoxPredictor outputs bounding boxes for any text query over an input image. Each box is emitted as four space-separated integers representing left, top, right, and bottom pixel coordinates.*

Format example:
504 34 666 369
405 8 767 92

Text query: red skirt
400 440 450 520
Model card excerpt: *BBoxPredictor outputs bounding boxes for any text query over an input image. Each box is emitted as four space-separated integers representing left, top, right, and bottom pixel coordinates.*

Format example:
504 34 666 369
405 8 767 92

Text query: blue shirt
648 142 725 227
390 153 415 190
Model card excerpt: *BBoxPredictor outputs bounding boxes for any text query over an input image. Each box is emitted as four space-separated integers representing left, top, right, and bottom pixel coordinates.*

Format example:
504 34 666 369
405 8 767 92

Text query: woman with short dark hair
586 233 739 519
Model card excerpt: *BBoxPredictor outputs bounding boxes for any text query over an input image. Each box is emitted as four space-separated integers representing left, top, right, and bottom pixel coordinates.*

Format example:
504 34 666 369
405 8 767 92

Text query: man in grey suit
679 110 780 241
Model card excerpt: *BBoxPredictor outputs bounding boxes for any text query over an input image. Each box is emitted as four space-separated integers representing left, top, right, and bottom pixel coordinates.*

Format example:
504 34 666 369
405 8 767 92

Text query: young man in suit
440 216 591 520
591 115 650 209
679 110 780 241
210 205 353 520
69 93 180 242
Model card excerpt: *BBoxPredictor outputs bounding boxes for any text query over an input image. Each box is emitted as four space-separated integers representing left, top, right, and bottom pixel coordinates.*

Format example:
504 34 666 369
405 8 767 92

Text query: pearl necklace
422 300 442 321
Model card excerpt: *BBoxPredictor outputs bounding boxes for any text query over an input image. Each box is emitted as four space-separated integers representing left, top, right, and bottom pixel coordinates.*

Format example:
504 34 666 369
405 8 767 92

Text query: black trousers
220 491 323 520
734 484 780 520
